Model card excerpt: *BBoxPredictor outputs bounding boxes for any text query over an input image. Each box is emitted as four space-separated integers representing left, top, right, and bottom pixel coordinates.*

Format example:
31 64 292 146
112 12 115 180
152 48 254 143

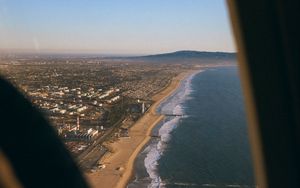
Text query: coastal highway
77 115 126 169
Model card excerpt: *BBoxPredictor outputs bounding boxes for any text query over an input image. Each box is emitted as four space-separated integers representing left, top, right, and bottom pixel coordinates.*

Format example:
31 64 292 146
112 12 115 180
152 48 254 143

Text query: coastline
86 70 197 188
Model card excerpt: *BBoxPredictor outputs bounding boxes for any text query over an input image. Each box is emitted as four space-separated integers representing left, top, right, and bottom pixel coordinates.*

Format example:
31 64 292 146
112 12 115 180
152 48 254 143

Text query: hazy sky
0 0 235 55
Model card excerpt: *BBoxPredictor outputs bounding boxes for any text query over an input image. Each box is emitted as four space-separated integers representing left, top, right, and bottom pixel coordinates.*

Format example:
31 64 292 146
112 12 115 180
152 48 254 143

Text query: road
77 114 126 168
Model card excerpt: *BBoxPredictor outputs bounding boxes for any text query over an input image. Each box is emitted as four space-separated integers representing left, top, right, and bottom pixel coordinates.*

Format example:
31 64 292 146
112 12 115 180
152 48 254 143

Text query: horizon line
0 49 237 57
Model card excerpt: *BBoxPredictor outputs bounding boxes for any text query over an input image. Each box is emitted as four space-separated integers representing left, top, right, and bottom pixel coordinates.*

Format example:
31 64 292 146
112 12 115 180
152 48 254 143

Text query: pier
161 113 184 117
150 135 160 138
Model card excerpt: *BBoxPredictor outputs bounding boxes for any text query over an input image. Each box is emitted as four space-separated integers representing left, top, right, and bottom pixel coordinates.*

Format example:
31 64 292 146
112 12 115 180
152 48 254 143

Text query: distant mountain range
1 50 237 65
138 50 235 59
109 50 236 64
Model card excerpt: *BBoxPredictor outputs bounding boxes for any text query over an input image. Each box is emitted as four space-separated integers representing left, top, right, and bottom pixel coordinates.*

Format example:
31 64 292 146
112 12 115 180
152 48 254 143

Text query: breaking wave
144 70 202 188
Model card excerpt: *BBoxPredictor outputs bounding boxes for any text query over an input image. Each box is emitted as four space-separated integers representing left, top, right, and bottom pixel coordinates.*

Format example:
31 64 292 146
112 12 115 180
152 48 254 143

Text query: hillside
109 50 236 64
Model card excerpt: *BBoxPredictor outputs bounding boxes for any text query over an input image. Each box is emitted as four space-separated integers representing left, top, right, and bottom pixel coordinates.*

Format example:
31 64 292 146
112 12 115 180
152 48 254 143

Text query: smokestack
77 116 80 130
142 102 145 113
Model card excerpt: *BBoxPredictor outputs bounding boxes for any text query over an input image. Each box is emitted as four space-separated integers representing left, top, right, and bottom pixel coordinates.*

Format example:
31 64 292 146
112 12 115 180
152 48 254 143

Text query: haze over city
0 1 257 188
0 0 235 55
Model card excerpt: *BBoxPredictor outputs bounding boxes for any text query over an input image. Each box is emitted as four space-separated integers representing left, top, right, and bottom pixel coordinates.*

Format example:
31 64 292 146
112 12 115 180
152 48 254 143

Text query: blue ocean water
128 67 255 188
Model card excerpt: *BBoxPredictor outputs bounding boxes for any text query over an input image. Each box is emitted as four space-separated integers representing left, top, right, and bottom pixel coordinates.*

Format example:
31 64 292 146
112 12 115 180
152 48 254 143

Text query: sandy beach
86 70 193 188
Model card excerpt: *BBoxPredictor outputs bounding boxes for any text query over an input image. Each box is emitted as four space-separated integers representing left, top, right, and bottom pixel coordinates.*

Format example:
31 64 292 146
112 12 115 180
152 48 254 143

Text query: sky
0 0 235 55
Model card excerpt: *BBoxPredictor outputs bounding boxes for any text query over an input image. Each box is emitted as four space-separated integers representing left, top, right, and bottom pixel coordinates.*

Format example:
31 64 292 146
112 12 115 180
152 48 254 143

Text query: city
0 55 192 172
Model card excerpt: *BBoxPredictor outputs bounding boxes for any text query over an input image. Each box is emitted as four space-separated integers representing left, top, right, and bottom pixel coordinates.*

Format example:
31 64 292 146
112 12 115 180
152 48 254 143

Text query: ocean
128 66 255 188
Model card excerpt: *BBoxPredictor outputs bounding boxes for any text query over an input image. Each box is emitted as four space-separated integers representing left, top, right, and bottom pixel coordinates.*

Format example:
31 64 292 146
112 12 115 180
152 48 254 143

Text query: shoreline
86 69 197 188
